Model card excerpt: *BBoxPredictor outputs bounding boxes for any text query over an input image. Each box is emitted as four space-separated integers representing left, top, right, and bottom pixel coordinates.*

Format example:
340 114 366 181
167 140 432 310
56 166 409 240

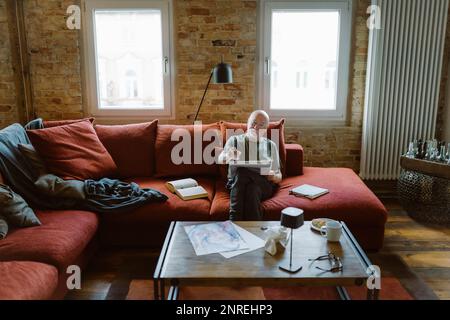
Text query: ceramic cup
320 220 342 242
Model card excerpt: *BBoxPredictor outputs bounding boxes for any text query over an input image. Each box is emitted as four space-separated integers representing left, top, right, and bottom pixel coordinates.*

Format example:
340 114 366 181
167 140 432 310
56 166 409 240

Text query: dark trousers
227 168 276 221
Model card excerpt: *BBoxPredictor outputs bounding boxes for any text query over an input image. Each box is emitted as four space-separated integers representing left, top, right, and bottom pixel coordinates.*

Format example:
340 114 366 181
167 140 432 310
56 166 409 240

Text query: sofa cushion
0 261 58 300
43 117 95 128
0 209 99 270
100 177 214 247
154 123 221 178
261 168 387 227
220 119 287 176
211 167 387 227
95 120 158 178
285 144 304 176
27 120 117 180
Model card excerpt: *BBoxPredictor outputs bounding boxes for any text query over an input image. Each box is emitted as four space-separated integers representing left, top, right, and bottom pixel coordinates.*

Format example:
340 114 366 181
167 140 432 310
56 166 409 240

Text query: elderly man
218 110 282 221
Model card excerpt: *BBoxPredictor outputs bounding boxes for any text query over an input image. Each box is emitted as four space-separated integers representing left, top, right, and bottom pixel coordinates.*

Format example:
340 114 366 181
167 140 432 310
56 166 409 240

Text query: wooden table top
157 221 371 287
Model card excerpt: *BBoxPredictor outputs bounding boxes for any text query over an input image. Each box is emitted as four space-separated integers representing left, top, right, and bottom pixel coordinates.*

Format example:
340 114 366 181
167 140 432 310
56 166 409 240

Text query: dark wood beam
5 0 34 124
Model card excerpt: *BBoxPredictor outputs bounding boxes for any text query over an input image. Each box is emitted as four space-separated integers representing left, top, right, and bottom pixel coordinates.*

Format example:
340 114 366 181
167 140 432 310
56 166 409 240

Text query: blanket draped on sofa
0 123 167 213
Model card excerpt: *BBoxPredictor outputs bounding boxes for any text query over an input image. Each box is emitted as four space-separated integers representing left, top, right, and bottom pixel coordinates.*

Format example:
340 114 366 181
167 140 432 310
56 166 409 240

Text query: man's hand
227 147 241 161
217 147 241 164
267 170 282 184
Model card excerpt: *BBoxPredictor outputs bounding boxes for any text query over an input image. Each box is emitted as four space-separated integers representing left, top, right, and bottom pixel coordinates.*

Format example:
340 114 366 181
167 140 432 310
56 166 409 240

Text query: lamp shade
212 62 233 84
280 207 304 229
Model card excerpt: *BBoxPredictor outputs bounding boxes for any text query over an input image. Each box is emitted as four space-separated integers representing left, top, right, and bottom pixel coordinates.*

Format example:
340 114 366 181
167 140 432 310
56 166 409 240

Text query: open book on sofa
165 178 208 201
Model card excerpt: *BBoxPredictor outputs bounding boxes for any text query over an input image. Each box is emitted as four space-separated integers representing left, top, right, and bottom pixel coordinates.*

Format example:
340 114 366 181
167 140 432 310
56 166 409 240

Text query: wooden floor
379 198 450 300
65 198 450 300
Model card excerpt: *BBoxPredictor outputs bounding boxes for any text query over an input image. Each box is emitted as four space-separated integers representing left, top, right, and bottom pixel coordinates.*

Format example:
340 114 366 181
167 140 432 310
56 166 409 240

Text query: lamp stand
279 228 302 273
193 70 213 123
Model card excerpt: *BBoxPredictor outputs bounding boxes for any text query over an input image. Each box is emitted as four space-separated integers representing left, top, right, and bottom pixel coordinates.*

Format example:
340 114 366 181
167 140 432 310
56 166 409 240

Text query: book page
176 186 208 200
166 178 198 193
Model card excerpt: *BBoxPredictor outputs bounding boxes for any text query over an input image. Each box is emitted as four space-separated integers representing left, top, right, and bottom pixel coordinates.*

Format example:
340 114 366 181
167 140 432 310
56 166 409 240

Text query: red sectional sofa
0 120 388 299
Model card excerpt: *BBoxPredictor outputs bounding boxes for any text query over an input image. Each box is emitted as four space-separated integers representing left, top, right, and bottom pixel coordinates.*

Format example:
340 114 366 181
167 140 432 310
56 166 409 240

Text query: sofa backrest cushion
43 117 95 128
95 120 158 178
220 119 287 176
27 120 117 180
154 123 221 178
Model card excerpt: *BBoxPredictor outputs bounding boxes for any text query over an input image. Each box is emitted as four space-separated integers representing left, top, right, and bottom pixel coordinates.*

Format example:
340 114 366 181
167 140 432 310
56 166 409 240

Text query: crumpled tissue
264 226 290 256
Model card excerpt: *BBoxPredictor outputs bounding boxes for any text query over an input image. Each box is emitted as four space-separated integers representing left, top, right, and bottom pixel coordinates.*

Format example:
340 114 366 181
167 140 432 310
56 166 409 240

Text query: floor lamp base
279 263 303 273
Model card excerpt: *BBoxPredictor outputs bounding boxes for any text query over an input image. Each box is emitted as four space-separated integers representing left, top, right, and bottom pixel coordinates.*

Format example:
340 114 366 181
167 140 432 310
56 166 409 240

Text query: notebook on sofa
165 178 208 201
290 184 329 200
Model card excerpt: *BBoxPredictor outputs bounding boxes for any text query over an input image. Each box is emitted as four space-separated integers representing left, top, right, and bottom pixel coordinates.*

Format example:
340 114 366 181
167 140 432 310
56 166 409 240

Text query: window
258 0 353 122
83 0 173 118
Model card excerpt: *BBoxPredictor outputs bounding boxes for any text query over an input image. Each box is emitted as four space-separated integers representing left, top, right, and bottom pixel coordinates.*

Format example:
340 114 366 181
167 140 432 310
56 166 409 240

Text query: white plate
310 218 336 232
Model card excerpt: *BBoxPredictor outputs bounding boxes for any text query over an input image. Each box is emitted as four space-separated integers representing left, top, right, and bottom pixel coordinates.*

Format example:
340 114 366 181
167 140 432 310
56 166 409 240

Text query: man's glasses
308 252 343 273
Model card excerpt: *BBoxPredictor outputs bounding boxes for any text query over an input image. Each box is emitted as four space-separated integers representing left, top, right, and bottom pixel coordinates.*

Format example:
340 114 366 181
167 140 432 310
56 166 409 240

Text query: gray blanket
0 122 167 213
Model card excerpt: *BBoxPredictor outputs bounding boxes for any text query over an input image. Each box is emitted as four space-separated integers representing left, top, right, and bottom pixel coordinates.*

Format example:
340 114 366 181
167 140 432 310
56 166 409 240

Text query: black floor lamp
193 58 233 122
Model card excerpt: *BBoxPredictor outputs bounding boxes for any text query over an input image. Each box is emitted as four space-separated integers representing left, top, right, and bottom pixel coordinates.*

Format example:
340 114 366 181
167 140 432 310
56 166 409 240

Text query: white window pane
270 11 339 110
94 10 164 109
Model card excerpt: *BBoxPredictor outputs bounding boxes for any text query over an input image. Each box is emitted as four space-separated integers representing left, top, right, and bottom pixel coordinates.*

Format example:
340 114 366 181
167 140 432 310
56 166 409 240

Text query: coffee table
153 221 379 300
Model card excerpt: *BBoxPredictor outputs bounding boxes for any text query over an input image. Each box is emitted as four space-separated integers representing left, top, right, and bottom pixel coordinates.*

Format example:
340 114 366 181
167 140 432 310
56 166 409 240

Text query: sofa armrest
285 144 304 176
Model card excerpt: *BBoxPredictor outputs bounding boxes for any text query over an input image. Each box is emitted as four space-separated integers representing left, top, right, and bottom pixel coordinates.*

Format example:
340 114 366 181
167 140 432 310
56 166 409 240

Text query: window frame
257 0 353 123
81 0 175 119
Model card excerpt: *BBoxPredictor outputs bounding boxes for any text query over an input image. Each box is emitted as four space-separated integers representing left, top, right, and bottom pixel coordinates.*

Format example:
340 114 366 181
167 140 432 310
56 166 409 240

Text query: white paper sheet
184 221 249 256
220 223 266 258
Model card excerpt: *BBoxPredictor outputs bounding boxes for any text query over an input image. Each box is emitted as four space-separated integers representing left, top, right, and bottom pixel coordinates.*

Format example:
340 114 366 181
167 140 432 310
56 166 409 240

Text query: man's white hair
247 110 270 129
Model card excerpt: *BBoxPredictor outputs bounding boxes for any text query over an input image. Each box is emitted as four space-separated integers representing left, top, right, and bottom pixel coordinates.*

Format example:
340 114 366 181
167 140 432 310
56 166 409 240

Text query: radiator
360 0 449 180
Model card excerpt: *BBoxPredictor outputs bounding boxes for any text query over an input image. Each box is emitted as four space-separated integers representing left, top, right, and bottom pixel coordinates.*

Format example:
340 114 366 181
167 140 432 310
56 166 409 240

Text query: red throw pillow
43 117 95 128
219 119 287 176
27 120 117 180
154 123 221 178
95 120 158 178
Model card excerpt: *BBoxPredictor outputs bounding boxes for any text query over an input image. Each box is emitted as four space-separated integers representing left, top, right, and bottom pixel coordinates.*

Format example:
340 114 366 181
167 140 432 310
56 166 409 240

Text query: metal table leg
336 286 351 300
153 277 159 300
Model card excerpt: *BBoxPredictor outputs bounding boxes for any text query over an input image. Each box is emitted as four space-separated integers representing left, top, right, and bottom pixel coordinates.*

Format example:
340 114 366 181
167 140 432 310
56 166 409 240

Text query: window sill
268 115 347 128
87 113 175 125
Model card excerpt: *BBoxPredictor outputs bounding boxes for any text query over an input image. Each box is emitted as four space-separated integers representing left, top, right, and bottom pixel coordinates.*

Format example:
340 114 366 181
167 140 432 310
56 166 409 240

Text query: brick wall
23 0 83 120
174 0 257 123
0 0 19 128
0 0 448 171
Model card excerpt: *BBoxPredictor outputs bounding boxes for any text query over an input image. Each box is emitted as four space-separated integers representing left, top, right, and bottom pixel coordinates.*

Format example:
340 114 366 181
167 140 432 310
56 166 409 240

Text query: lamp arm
193 70 214 123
